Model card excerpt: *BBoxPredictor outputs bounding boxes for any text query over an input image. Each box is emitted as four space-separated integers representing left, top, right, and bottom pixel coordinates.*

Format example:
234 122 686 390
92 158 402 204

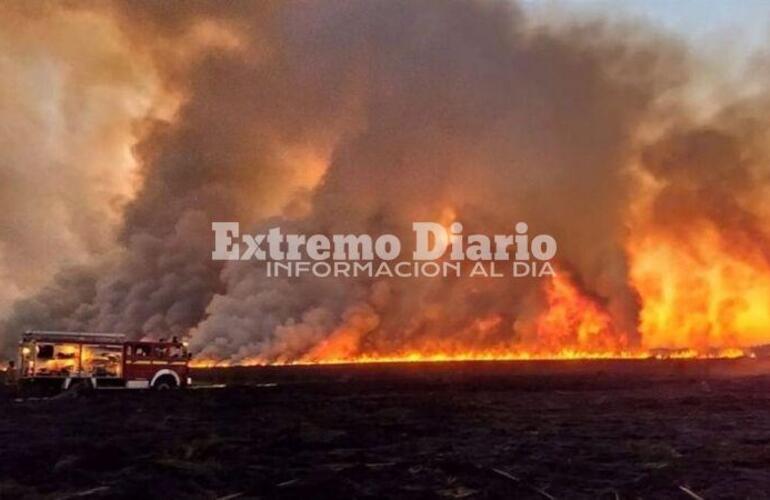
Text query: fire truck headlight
22 347 30 356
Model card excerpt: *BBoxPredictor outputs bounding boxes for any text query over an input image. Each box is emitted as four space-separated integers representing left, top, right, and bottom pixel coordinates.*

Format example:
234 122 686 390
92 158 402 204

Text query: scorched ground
1 359 770 499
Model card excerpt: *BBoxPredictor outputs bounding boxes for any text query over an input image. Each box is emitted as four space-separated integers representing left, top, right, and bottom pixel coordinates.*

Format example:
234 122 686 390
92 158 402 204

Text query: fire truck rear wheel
152 375 178 390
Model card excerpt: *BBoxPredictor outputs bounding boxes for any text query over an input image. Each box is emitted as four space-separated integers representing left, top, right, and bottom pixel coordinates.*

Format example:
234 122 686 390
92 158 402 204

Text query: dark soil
2 360 770 499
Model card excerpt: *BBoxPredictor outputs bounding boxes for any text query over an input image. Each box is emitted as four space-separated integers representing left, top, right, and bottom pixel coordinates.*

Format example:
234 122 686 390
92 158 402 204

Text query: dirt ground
2 360 770 499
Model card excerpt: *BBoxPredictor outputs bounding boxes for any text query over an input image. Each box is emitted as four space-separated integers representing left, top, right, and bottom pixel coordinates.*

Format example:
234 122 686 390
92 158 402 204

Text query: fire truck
18 330 191 392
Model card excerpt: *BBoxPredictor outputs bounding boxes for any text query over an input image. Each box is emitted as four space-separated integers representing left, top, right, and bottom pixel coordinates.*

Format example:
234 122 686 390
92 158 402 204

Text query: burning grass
190 272 755 368
190 347 750 369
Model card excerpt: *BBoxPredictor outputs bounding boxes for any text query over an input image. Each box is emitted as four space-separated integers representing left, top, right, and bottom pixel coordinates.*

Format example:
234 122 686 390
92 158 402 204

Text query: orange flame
190 198 769 367
533 272 629 354
191 269 752 368
630 226 770 352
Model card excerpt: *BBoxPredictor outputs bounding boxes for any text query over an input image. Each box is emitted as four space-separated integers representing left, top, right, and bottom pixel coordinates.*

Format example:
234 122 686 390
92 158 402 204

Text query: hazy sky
524 0 770 52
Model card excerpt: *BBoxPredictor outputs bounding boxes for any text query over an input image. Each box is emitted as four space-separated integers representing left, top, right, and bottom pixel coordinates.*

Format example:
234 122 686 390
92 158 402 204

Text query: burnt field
2 360 770 499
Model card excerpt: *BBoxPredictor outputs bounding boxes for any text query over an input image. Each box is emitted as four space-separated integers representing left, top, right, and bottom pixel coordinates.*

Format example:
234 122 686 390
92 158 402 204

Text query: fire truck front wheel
152 375 178 390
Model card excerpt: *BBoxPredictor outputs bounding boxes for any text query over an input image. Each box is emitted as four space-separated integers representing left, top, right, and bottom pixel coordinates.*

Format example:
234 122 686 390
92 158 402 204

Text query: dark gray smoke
4 0 769 362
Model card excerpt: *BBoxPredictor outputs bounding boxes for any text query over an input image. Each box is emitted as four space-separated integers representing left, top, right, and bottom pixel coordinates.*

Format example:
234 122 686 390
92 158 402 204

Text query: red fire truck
18 330 191 392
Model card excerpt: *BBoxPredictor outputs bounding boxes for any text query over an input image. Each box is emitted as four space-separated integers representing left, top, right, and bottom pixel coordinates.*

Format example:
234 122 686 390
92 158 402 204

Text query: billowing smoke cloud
187 1 679 362
0 2 161 318
2 0 769 361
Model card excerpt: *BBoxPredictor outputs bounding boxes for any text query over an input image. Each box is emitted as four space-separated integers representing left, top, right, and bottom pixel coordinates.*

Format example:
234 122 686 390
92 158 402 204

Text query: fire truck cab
18 330 191 392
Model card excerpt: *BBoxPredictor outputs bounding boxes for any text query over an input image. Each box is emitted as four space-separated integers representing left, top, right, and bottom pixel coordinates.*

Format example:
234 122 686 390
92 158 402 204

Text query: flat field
2 359 770 499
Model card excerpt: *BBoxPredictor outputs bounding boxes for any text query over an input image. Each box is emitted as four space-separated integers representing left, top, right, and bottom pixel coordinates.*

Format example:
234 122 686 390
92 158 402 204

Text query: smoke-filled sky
2 0 770 363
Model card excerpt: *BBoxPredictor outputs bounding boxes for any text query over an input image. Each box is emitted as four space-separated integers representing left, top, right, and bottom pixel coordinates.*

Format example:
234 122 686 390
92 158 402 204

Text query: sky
524 0 770 52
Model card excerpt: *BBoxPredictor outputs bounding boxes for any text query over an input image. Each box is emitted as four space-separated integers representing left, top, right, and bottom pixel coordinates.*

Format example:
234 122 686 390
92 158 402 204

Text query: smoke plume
2 0 770 362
